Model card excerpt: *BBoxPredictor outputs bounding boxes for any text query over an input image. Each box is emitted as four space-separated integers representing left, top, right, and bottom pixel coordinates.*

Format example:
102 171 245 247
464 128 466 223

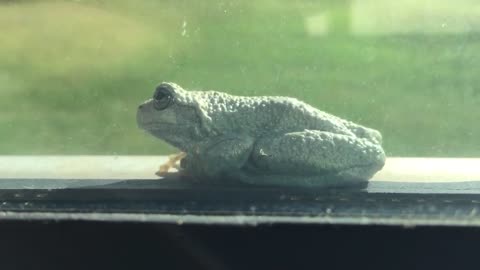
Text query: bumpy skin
137 82 386 187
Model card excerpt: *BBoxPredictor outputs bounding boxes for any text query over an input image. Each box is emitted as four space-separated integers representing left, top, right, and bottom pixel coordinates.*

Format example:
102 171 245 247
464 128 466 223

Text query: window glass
1 0 479 206
2 1 480 227
1 0 478 157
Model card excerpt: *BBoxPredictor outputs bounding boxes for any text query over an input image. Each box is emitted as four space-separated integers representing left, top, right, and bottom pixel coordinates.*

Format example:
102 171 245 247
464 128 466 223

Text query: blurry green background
0 0 479 156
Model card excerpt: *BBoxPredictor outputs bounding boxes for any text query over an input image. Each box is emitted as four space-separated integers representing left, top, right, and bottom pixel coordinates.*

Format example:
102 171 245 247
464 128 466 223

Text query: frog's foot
155 152 187 177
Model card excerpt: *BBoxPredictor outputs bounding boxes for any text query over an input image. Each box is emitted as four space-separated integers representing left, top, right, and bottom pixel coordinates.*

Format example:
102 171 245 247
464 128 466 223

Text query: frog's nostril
138 104 144 109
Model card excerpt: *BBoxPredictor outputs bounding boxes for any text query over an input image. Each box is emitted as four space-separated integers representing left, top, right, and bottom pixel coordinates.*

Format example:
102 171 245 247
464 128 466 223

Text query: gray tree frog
137 82 386 187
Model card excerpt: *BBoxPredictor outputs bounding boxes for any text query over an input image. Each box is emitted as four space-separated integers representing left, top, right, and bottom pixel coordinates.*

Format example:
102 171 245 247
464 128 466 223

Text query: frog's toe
155 164 171 177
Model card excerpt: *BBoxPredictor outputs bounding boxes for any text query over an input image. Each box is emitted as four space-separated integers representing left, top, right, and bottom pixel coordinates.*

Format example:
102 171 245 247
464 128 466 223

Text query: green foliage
0 0 479 156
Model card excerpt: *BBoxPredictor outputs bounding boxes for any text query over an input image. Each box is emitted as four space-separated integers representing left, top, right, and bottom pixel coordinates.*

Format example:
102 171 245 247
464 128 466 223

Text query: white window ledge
1 156 480 226
0 156 479 182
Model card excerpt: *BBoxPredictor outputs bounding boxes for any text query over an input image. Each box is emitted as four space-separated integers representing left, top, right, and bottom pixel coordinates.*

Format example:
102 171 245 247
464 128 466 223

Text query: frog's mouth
137 104 176 129
136 110 151 130
140 122 179 132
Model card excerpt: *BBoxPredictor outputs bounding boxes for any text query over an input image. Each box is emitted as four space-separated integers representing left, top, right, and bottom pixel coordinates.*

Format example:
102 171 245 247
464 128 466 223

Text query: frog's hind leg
246 130 385 186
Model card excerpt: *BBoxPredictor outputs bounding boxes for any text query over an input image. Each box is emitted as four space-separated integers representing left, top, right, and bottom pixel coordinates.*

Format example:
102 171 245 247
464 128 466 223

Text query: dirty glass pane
1 0 478 157
1 1 480 225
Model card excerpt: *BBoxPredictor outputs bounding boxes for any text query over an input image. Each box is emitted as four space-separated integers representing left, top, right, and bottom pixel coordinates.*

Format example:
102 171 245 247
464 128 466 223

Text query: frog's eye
153 85 173 110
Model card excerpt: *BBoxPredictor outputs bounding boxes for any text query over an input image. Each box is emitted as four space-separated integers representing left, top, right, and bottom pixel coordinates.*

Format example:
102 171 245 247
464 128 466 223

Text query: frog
136 82 386 187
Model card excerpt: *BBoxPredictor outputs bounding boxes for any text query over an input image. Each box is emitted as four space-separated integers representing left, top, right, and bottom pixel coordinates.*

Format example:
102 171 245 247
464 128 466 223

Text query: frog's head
137 82 213 150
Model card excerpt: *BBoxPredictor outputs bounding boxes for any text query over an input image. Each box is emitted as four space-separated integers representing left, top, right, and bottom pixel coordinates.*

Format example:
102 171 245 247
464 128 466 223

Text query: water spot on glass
181 20 187 37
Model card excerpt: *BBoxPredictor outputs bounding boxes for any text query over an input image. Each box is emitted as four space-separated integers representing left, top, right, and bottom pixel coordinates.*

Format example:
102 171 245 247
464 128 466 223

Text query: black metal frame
1 179 480 226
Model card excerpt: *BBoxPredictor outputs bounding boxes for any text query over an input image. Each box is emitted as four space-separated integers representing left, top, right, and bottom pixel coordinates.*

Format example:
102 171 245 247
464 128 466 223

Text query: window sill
0 156 479 227
1 156 479 182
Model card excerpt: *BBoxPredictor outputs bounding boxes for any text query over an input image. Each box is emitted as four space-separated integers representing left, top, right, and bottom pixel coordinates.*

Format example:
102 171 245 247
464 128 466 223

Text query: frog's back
260 96 382 143
198 91 380 142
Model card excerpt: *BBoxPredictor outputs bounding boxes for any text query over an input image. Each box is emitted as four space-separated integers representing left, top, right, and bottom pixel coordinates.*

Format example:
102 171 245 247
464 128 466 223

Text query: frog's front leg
250 130 386 183
155 152 187 177
181 136 255 181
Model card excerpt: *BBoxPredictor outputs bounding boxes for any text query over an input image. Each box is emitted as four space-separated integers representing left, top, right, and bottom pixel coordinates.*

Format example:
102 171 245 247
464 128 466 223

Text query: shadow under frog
137 82 386 188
